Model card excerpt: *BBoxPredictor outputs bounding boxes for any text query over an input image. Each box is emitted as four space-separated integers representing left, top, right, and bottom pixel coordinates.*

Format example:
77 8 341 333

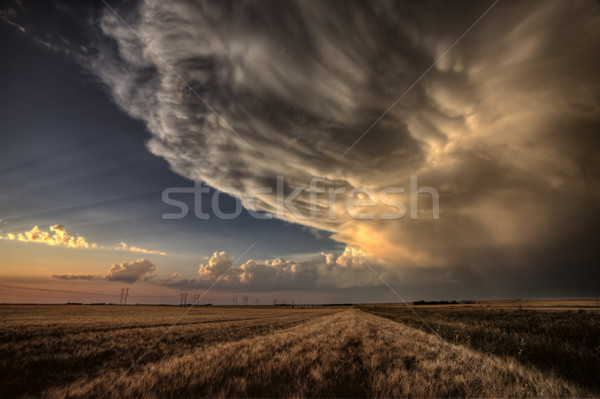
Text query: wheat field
1 304 597 398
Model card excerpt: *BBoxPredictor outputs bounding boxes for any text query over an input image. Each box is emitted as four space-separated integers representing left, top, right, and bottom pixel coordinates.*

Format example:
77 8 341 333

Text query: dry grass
0 305 593 398
0 305 338 397
361 304 600 393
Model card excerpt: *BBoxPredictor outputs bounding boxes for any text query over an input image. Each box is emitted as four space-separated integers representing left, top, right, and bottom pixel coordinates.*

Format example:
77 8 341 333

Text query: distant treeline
321 303 354 307
412 300 475 305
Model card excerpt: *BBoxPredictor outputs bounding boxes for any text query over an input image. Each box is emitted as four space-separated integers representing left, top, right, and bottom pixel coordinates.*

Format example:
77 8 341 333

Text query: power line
0 284 120 297
0 284 182 300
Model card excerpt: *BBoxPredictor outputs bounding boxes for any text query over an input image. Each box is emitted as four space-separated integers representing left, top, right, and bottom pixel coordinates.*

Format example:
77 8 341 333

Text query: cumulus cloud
166 249 379 291
2 225 168 255
198 251 234 280
3 225 94 248
91 0 600 294
52 274 102 281
105 258 157 284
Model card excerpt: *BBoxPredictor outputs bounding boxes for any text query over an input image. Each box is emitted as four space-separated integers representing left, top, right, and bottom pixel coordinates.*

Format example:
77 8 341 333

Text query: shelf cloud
90 0 600 292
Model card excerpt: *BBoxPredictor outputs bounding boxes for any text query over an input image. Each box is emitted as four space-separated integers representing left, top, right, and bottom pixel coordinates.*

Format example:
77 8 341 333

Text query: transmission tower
243 296 248 307
180 292 187 306
119 288 129 305
233 296 237 306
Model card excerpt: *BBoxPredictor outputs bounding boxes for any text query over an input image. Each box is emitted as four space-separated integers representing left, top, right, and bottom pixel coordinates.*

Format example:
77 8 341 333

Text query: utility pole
180 292 187 306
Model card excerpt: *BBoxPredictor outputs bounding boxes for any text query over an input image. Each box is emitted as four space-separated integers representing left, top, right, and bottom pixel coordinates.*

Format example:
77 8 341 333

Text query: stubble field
1 303 598 398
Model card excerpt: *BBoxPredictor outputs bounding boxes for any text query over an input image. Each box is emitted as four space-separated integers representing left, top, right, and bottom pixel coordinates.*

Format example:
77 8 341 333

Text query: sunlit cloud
3 224 94 248
163 249 379 291
2 225 168 256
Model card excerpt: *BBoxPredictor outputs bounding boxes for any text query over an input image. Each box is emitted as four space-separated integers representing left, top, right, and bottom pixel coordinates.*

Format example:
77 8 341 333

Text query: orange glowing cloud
3 224 94 248
2 225 168 256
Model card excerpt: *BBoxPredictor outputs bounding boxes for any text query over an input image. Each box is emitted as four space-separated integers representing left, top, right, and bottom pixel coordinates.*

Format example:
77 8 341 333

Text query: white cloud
165 249 380 291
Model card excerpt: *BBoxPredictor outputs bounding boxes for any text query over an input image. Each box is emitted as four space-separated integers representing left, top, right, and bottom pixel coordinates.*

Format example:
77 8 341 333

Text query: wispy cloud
115 242 167 256
52 274 102 281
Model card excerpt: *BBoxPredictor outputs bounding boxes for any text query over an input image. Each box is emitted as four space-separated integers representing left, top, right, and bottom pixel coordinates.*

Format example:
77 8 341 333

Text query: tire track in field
1 311 337 343
60 309 586 398
1 310 340 398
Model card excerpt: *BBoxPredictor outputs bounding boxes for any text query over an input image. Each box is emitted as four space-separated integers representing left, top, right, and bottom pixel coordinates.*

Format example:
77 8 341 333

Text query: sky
1 0 599 304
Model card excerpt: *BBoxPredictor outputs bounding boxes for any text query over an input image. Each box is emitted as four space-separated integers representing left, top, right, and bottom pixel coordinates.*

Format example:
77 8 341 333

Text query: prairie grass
0 305 593 398
361 304 600 393
0 305 337 397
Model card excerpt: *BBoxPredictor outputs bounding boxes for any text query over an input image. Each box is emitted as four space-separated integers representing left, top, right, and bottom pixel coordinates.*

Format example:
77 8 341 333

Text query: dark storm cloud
31 0 600 295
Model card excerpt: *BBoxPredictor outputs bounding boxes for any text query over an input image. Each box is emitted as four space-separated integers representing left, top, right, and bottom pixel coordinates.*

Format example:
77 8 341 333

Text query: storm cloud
91 0 600 295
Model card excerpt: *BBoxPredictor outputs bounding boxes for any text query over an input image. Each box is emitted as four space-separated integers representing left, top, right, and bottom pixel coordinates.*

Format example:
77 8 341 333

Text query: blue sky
0 17 339 261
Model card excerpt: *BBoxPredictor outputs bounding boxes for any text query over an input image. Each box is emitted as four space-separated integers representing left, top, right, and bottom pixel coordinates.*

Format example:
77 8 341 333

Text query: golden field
1 302 598 398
